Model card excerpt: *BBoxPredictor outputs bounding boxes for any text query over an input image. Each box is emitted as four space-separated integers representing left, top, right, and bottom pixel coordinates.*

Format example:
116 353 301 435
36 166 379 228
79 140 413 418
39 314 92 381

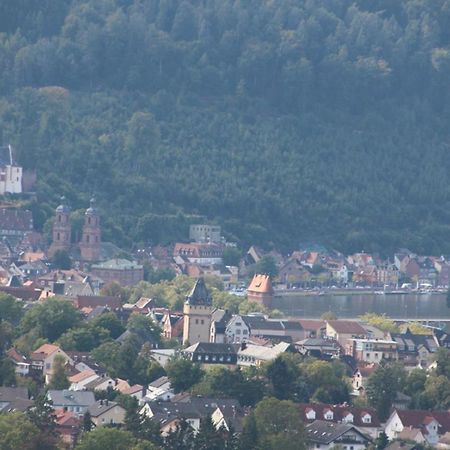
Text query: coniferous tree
48 354 69 390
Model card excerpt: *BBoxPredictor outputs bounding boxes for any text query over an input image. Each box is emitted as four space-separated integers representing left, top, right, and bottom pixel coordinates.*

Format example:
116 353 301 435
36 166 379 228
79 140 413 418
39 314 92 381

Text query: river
273 293 450 320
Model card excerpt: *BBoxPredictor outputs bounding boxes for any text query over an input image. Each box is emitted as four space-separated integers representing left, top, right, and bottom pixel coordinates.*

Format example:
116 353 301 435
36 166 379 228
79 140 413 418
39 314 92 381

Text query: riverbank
274 288 445 297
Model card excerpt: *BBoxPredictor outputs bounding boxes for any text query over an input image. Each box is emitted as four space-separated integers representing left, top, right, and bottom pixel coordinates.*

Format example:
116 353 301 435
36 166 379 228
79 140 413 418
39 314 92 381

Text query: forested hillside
1 0 450 254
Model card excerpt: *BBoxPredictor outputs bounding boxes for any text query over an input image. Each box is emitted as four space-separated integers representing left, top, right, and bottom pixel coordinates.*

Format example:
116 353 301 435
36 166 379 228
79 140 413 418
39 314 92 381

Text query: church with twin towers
48 197 101 262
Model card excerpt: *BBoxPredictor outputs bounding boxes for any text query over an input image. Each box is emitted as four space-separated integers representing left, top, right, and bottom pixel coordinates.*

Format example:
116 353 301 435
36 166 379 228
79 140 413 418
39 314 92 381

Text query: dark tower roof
85 198 98 216
185 278 212 306
56 196 70 213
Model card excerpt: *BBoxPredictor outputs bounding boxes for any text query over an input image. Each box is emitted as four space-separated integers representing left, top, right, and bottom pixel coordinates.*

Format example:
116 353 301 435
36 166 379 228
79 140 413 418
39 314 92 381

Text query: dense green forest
1 0 450 254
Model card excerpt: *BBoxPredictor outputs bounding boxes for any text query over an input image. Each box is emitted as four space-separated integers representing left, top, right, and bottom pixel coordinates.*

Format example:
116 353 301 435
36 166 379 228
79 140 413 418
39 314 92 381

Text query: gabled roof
392 409 450 434
31 343 60 358
185 278 212 306
69 370 97 384
48 390 95 407
298 403 380 428
327 320 366 335
88 400 124 417
305 420 371 445
184 342 238 355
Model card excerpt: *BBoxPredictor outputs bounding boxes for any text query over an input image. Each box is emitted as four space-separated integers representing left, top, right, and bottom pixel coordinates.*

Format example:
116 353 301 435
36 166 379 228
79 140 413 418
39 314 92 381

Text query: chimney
105 400 109 406
240 342 247 351
142 385 147 398
100 400 103 405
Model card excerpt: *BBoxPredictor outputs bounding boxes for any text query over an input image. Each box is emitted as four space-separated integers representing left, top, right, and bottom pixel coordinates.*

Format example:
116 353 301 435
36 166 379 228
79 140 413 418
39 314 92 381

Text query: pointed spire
186 278 212 306
85 197 98 215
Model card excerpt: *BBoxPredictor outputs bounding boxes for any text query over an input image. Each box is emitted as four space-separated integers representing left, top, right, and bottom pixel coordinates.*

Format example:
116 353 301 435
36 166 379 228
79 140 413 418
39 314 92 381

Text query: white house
0 145 22 194
225 315 250 343
385 409 450 445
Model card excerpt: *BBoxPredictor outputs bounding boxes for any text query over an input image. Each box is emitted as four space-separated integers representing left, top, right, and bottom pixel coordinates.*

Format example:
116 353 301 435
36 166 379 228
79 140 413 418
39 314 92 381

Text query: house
386 442 423 450
325 321 367 348
224 314 251 344
349 338 398 363
6 347 30 376
123 384 145 402
30 343 72 383
149 348 176 368
242 315 305 342
88 400 126 426
54 409 82 448
122 297 154 312
246 274 273 309
385 409 450 445
390 329 439 368
69 370 99 391
0 387 33 412
299 403 381 439
141 397 243 435
90 259 144 286
305 420 372 450
161 310 184 341
297 319 326 338
84 375 116 393
295 338 340 358
209 309 232 343
47 390 96 416
143 376 174 402
237 342 291 367
173 242 223 266
182 342 238 365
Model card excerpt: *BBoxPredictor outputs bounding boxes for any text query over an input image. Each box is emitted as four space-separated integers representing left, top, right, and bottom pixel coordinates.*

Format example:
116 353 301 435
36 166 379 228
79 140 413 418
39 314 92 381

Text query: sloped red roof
327 320 366 335
395 409 450 434
247 274 273 294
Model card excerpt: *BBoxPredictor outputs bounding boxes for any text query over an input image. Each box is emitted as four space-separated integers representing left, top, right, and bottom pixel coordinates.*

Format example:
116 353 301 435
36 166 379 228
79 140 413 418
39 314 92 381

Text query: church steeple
80 198 101 261
48 196 71 257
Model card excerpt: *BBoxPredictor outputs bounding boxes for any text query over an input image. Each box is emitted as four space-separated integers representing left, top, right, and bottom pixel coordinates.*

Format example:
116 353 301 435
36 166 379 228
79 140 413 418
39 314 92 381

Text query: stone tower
48 196 71 257
183 278 214 345
80 198 101 262
247 274 274 309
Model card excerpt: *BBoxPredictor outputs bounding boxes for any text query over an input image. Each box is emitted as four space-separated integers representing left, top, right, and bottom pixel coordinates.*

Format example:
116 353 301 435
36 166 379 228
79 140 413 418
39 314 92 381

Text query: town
1 198 450 449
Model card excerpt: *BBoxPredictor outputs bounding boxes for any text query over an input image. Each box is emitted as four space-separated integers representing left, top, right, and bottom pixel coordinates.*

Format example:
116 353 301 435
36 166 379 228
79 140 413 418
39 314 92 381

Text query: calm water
274 293 450 320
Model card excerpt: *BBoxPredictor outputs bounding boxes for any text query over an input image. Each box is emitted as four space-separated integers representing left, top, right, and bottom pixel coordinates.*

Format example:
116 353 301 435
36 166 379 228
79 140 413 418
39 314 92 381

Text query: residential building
210 309 232 343
149 348 176 368
0 387 33 412
47 390 96 415
237 342 291 367
90 259 144 286
325 321 367 348
6 347 30 376
224 314 251 344
143 376 174 402
298 403 381 439
75 295 121 310
140 397 244 435
30 343 72 383
390 329 439 368
54 409 81 448
247 274 273 309
305 420 372 450
88 400 126 426
351 364 378 396
295 338 340 358
349 338 398 363
174 242 223 266
69 370 99 391
182 342 238 365
183 278 214 345
385 409 450 446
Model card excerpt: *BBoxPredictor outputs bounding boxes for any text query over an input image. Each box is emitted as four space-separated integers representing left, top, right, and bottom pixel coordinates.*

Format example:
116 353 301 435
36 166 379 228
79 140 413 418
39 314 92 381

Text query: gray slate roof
185 278 212 306
305 420 370 445
48 390 95 407
88 400 123 417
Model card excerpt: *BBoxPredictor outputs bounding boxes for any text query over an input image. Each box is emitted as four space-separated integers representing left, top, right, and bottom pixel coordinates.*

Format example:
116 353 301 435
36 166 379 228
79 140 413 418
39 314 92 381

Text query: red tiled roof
327 320 366 335
298 403 381 428
75 295 121 310
395 409 450 434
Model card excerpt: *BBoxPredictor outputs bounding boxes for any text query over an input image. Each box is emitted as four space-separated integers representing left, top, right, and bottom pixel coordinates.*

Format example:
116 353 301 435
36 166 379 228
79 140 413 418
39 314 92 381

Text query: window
201 320 204 325
243 330 248 335
236 329 241 334
205 355 209 361
195 319 199 324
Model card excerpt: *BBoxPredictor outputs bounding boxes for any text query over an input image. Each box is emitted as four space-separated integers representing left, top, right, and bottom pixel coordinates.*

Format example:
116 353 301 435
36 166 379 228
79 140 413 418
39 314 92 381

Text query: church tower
183 278 214 345
80 198 101 262
48 196 71 257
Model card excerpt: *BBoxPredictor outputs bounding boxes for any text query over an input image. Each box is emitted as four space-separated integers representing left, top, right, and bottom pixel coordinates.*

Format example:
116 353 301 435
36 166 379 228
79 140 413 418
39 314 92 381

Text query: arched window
86 235 90 243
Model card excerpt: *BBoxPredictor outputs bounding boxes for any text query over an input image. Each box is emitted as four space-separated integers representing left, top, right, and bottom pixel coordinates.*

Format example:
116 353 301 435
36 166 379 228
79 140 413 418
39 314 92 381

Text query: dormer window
324 410 333 420
306 409 316 420
362 414 371 424
343 413 354 423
